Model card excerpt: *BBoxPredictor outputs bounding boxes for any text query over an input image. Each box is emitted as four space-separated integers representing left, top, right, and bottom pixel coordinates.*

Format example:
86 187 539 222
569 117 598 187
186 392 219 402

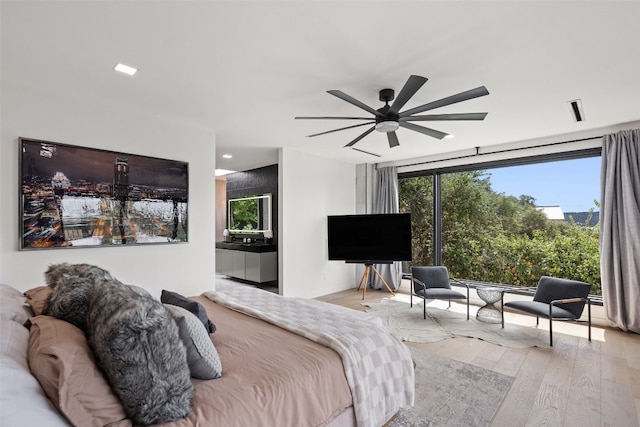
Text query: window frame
398 147 602 266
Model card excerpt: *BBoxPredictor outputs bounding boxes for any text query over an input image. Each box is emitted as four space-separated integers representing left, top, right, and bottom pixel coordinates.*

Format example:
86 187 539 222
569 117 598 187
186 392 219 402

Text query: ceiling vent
568 99 585 122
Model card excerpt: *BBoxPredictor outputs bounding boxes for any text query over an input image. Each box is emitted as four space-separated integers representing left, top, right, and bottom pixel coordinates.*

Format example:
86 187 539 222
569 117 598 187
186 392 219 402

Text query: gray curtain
372 166 403 291
600 129 640 334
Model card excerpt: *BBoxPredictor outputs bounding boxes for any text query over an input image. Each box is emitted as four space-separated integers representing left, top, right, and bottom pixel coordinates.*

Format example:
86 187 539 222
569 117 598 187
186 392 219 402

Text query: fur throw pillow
43 263 193 425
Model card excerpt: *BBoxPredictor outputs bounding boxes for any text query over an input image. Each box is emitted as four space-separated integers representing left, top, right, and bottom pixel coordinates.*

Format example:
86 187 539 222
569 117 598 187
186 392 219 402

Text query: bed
0 278 414 427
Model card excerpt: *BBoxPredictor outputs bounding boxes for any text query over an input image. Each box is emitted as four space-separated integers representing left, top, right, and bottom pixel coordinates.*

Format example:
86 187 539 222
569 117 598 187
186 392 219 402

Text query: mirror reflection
228 194 272 232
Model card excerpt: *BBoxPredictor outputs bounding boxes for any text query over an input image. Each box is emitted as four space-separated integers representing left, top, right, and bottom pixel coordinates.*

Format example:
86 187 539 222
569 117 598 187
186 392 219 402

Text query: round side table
476 287 503 323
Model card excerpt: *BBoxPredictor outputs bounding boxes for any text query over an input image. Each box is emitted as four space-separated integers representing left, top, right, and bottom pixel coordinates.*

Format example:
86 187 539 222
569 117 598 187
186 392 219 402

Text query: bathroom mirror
228 194 272 233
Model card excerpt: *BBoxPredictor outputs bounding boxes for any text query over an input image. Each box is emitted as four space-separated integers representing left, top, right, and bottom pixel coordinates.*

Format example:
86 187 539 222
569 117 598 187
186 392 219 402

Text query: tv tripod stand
356 263 396 300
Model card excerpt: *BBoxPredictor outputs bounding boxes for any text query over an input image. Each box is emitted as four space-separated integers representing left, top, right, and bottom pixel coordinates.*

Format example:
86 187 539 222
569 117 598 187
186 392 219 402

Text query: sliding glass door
399 154 602 293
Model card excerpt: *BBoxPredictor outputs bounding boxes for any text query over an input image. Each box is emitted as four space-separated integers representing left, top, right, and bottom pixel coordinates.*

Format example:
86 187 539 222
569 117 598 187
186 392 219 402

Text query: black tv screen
327 213 412 263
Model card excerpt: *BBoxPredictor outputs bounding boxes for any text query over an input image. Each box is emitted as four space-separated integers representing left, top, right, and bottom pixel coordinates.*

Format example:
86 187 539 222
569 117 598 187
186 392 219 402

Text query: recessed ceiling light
222 154 233 159
215 169 236 176
444 134 455 139
114 63 137 76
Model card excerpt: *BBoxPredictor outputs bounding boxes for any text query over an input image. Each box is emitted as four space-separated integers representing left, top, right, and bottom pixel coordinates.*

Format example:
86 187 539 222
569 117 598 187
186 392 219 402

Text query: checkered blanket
204 279 415 427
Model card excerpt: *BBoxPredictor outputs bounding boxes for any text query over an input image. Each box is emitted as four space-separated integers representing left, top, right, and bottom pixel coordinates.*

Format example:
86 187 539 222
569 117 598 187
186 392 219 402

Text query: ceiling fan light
375 121 399 133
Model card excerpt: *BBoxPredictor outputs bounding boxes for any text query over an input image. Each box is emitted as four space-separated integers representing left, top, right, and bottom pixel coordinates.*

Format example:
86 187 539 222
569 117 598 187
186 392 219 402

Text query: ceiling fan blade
344 126 376 147
399 122 448 140
400 112 488 122
327 90 382 117
387 131 400 148
295 116 373 120
307 122 375 138
399 86 490 117
351 147 381 157
388 75 428 115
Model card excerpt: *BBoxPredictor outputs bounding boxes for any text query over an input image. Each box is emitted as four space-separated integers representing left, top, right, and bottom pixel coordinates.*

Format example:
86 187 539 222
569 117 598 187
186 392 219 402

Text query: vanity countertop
215 242 277 253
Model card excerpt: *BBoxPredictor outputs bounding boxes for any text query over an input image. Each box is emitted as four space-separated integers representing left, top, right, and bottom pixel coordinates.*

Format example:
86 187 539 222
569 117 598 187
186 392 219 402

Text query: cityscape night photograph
20 138 188 249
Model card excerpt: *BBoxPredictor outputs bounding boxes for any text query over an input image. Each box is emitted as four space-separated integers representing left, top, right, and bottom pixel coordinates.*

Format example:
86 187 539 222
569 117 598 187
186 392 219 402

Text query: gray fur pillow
165 304 222 380
43 263 194 424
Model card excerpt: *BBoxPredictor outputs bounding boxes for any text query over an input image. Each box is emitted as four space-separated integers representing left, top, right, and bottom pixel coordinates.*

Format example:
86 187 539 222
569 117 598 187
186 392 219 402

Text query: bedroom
1 1 639 426
2 0 639 298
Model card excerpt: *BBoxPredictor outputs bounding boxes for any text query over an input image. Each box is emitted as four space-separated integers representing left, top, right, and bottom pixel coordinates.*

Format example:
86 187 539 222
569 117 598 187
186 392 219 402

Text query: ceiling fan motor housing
376 89 400 132
379 88 395 103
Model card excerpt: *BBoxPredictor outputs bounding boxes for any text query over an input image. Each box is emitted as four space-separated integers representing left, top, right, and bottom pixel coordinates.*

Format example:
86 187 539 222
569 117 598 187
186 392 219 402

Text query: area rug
364 295 548 348
388 346 514 427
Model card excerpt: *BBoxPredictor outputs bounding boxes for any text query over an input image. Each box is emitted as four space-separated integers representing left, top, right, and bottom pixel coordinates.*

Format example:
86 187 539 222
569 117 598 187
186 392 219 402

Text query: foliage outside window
399 170 601 295
230 199 258 231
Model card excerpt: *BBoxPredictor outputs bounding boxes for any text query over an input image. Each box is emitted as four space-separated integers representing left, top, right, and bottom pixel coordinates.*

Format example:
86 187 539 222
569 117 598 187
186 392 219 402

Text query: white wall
278 148 356 298
0 84 216 298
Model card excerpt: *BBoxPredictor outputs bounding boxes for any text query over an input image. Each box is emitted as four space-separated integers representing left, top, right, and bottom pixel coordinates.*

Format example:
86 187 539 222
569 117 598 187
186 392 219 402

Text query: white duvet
205 279 415 427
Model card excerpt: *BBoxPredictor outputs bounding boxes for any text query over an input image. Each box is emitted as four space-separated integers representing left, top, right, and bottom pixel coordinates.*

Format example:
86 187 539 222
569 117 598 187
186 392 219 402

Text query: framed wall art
19 137 188 249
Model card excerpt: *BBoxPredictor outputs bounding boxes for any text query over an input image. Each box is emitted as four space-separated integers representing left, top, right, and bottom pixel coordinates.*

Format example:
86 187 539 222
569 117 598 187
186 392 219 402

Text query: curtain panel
372 166 403 291
600 128 640 334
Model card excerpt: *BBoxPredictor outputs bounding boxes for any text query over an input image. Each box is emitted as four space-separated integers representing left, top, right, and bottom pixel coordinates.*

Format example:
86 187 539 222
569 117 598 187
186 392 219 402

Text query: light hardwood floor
316 282 640 427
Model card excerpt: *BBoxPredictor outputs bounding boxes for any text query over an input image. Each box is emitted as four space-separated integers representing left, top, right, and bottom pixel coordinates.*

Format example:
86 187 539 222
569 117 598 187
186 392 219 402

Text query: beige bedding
147 296 353 427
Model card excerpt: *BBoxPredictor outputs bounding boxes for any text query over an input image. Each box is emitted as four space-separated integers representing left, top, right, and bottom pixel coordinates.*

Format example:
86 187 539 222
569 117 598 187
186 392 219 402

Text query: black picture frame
19 137 188 250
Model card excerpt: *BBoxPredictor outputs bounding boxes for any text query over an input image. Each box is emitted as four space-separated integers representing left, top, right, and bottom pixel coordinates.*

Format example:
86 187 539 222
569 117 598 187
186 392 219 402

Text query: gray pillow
161 290 216 333
164 304 222 380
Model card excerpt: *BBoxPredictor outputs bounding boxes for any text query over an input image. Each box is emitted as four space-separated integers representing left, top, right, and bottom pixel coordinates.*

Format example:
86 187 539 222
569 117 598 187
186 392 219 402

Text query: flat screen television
327 213 412 263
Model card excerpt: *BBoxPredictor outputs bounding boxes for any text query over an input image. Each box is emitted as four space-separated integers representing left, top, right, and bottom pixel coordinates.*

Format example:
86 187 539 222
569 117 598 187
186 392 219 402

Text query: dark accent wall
226 164 278 245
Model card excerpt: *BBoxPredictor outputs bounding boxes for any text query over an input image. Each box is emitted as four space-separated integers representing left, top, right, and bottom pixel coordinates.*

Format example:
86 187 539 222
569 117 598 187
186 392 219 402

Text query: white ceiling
2 1 639 172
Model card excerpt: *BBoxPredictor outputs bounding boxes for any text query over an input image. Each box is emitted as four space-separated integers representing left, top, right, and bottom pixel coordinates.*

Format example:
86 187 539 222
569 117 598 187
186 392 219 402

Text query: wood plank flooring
316 282 640 427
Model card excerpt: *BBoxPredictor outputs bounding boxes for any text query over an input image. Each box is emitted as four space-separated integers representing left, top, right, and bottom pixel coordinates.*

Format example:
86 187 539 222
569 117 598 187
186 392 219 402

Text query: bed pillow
24 286 53 316
1 321 73 427
27 315 132 427
0 284 32 324
164 304 222 380
161 289 216 333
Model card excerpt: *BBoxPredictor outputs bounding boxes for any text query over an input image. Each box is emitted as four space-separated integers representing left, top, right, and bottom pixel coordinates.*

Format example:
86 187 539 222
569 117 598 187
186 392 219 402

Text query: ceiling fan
295 75 489 156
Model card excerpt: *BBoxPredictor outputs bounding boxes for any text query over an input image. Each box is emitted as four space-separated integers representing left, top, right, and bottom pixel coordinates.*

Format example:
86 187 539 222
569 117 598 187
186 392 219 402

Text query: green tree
231 199 258 230
399 176 434 267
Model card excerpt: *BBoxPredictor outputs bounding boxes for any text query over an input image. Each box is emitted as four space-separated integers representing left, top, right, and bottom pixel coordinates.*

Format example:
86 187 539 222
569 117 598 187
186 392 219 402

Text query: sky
486 156 600 213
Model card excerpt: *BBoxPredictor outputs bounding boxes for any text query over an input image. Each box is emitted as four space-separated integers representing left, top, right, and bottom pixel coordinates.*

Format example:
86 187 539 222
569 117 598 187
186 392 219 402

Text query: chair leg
466 287 470 320
588 299 592 342
501 293 505 329
424 298 426 320
548 306 553 347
